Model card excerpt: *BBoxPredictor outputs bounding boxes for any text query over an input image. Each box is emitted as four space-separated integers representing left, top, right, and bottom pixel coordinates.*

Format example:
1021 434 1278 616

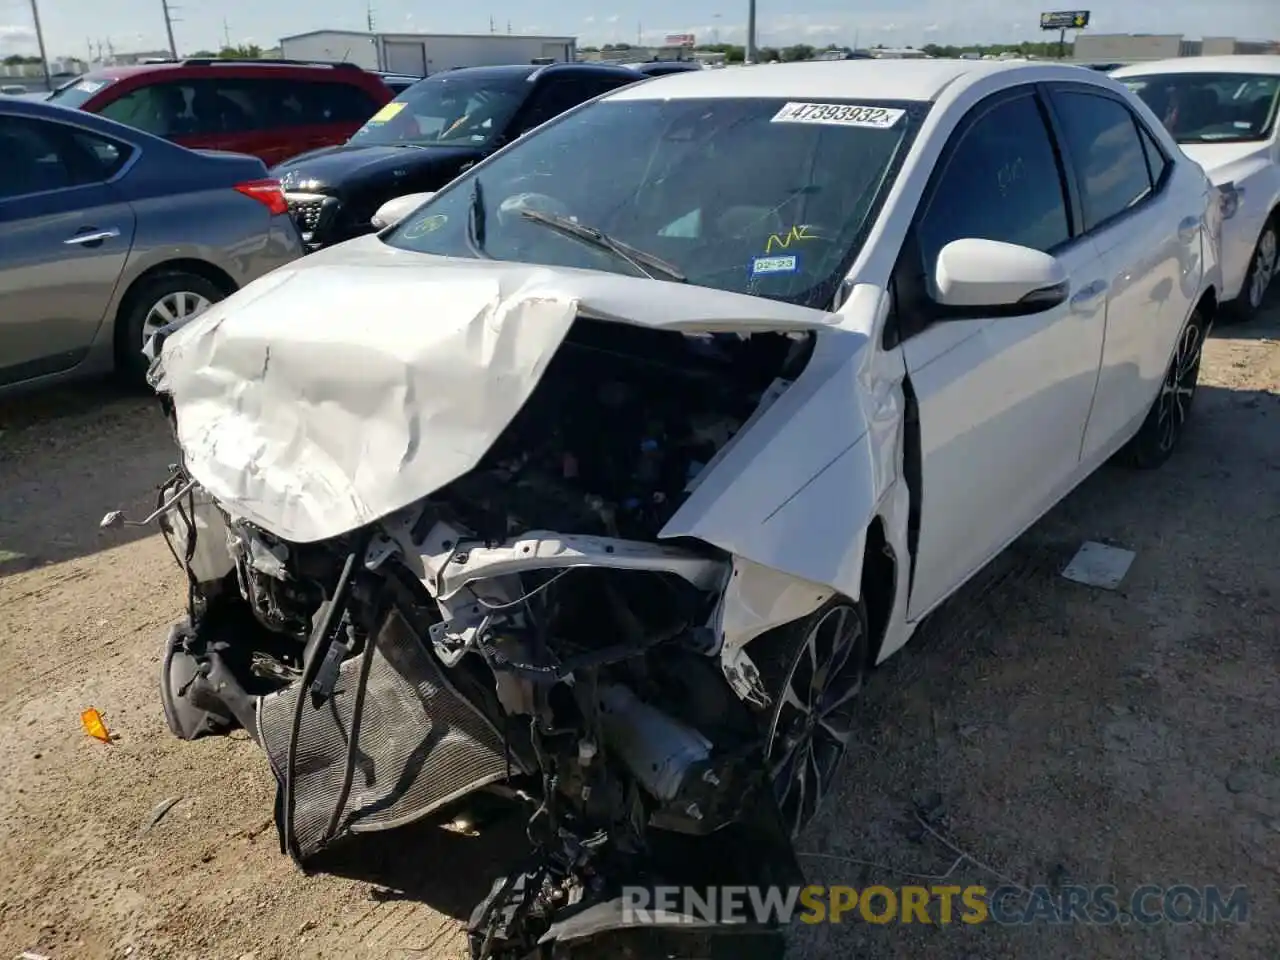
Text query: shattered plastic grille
286 194 332 234
257 607 510 861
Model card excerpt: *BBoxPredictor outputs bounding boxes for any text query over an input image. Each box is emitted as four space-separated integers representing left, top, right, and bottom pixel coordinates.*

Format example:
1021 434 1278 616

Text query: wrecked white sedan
127 59 1221 958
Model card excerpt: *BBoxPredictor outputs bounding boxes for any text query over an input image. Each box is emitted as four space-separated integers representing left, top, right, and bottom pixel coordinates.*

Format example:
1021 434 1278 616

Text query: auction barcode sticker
771 102 905 129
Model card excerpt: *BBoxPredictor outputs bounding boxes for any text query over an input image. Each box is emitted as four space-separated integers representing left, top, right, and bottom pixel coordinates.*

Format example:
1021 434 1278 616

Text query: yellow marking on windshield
764 224 815 254
368 101 406 124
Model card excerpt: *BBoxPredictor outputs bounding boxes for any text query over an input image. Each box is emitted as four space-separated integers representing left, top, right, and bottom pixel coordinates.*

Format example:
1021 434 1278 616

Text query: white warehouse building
279 30 578 76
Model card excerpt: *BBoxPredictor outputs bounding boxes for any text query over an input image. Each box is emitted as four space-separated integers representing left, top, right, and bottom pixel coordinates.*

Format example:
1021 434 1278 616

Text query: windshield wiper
518 209 686 282
466 177 490 258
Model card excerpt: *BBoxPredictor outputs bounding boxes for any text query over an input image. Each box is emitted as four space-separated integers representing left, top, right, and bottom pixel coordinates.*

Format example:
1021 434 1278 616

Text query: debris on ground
79 708 111 743
1060 540 1137 589
138 797 184 836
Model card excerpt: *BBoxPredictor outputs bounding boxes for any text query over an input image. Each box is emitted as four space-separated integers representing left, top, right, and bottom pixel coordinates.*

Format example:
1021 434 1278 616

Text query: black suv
273 62 645 249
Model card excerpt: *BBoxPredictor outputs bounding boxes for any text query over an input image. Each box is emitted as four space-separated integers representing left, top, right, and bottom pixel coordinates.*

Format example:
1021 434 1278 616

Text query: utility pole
160 0 179 58
27 0 51 91
223 18 231 48
746 0 757 63
366 2 375 32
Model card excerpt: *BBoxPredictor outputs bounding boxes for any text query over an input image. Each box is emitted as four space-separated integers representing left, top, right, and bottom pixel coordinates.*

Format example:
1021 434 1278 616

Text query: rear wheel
1226 220 1277 323
116 271 224 385
1118 308 1206 470
752 599 868 840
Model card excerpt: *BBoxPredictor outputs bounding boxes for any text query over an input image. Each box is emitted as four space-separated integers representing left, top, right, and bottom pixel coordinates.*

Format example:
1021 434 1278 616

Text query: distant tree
189 49 219 58
757 45 780 61
694 42 745 63
780 43 815 61
218 44 262 59
580 45 600 52
3 54 41 65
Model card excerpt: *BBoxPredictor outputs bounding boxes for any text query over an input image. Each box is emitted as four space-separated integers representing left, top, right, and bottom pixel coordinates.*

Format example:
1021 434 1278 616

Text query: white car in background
1115 56 1280 320
138 60 1223 953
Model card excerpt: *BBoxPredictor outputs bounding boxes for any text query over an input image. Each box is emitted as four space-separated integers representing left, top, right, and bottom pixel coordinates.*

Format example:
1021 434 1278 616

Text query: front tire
1225 219 1277 323
116 272 224 385
1118 308 1206 470
750 599 868 840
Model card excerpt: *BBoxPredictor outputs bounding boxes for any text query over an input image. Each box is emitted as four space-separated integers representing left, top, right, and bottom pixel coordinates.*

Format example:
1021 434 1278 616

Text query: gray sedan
0 97 304 394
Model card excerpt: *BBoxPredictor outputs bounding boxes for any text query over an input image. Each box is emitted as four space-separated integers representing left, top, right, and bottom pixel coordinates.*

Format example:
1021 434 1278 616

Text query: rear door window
1050 90 1154 232
514 78 601 133
296 81 382 124
260 79 381 129
0 116 131 199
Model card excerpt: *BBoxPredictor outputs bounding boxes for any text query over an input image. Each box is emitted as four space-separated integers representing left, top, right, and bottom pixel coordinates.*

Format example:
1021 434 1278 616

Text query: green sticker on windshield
402 213 447 238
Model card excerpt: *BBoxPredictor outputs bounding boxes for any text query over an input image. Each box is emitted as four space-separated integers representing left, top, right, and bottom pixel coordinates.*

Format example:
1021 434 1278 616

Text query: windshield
349 75 530 147
1120 73 1280 143
383 96 921 308
47 75 116 109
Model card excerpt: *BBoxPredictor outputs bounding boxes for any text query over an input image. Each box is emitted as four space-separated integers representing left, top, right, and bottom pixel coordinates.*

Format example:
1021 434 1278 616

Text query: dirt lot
1 307 1278 960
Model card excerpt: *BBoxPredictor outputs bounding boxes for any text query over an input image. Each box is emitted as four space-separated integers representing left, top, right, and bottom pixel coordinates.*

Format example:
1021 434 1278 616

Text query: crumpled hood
1179 141 1271 185
152 237 839 544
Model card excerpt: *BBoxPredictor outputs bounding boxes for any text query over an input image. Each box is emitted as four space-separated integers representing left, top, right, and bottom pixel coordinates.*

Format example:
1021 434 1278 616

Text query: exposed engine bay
128 315 840 959
436 319 807 541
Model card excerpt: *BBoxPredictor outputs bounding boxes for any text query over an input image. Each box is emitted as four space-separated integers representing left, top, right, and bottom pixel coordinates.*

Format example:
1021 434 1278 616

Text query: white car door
1044 83 1203 462
882 87 1109 620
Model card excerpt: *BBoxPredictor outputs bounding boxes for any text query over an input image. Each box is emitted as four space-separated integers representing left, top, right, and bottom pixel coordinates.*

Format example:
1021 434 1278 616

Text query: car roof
602 57 1083 103
85 60 374 81
1112 56 1280 79
437 62 640 82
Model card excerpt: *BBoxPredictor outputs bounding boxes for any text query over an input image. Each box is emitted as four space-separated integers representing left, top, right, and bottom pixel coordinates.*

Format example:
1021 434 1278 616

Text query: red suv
47 58 392 166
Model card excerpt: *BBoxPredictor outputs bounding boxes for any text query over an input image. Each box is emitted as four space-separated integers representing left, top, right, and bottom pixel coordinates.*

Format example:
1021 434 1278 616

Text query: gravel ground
1 306 1277 960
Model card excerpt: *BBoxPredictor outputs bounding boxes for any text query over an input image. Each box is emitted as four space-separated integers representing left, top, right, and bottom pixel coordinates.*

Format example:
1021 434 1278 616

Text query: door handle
64 227 121 246
1070 279 1107 309
1177 216 1200 243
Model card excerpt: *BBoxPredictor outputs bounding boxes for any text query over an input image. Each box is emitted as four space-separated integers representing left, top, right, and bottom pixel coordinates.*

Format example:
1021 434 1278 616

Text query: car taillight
234 178 289 216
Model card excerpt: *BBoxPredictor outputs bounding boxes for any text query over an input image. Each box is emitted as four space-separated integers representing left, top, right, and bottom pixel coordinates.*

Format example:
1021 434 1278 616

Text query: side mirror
371 192 436 230
934 238 1069 314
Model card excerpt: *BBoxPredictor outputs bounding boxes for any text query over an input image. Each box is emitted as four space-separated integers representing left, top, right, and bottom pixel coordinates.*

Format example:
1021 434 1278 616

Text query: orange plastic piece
81 707 111 743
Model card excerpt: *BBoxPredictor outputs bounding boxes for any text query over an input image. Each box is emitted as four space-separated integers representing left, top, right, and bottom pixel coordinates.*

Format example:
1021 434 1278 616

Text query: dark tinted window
291 81 381 124
0 116 129 198
515 78 603 132
96 76 380 136
917 93 1070 272
579 74 638 98
70 129 131 178
0 116 74 197
1052 91 1152 231
98 80 257 136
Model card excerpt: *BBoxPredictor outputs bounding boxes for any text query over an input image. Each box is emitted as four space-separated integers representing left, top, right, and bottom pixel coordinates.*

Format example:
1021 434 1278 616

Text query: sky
1 0 1277 61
